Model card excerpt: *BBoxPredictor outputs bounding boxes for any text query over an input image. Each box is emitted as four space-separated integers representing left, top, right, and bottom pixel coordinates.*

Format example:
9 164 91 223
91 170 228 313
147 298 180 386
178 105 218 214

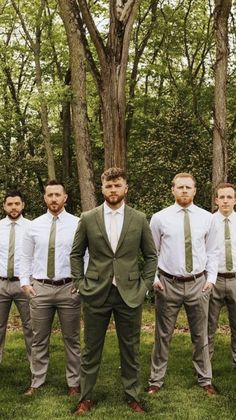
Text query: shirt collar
217 209 235 222
174 202 196 213
6 215 24 225
104 201 125 215
47 208 67 221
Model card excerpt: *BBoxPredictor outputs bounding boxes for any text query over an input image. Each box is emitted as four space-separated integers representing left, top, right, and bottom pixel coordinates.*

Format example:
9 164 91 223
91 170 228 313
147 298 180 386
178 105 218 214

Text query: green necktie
183 209 193 273
7 222 16 278
47 216 57 279
225 218 233 271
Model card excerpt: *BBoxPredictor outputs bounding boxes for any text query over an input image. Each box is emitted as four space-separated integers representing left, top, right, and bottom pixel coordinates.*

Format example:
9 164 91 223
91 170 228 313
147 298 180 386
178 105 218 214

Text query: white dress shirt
150 203 218 283
20 209 79 286
0 215 31 278
103 201 124 243
213 210 236 273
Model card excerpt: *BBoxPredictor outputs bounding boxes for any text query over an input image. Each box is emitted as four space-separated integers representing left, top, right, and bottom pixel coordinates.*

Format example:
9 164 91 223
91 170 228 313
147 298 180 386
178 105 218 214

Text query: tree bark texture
212 0 232 198
58 0 97 211
77 0 140 169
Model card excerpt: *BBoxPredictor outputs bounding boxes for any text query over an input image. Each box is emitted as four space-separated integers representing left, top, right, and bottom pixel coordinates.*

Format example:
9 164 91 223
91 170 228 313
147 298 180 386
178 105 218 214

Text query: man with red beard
20 180 81 396
0 190 32 364
147 173 219 396
70 167 157 415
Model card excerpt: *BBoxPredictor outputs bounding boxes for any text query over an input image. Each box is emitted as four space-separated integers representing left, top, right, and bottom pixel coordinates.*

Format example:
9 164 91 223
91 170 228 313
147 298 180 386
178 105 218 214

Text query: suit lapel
116 205 133 253
95 203 133 253
95 204 111 249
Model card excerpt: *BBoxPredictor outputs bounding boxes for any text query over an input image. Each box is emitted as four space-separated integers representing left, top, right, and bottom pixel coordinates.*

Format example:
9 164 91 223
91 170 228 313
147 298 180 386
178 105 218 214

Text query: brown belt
0 276 19 282
218 272 236 279
36 278 72 286
159 269 204 282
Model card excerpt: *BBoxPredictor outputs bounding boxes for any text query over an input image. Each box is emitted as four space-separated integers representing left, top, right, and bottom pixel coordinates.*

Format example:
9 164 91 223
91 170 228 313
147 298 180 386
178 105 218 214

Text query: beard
104 193 126 207
176 196 193 207
47 202 65 215
7 210 23 220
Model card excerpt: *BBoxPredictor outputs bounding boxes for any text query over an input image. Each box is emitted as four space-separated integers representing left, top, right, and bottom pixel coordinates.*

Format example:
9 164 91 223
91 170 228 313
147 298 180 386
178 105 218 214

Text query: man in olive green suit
70 167 157 415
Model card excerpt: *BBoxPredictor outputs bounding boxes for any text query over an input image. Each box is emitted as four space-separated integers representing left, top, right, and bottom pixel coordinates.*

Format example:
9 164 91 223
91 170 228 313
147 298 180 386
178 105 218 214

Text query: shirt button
113 258 116 260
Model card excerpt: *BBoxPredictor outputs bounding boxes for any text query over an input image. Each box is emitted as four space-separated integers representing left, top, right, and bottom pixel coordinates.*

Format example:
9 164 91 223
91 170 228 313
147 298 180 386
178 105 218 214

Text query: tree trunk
58 0 96 211
35 55 56 180
61 100 72 182
212 0 232 205
100 65 126 169
77 0 140 169
10 0 56 180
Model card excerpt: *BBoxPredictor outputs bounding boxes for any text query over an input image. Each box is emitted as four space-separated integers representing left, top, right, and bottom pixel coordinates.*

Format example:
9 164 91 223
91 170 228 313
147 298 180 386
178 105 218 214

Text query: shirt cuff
205 274 216 284
153 272 160 284
20 278 30 287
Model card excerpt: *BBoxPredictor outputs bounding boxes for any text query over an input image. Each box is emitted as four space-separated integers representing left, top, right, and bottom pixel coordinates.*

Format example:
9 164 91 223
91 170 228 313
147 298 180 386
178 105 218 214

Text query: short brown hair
172 172 196 187
44 179 66 192
101 167 127 182
4 190 24 203
215 182 236 197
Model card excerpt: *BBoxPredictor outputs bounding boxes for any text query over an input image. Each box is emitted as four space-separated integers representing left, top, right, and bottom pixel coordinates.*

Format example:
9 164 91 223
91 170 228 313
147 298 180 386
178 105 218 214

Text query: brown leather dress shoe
23 387 38 396
128 400 145 413
147 385 160 395
202 384 219 396
68 386 80 396
74 400 93 416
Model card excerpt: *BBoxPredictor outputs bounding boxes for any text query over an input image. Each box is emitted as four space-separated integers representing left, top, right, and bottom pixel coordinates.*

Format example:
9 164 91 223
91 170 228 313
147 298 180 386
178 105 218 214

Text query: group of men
0 167 235 416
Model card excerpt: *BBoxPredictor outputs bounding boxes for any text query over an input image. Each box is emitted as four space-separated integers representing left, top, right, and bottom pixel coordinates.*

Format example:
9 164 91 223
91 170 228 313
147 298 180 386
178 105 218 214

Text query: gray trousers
0 278 32 363
208 275 236 365
149 274 212 388
29 280 81 388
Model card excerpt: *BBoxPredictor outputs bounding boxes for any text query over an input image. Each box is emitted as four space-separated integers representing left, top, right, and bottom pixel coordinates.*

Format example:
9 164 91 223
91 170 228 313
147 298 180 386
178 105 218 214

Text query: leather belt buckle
158 268 204 282
36 278 72 286
218 272 236 279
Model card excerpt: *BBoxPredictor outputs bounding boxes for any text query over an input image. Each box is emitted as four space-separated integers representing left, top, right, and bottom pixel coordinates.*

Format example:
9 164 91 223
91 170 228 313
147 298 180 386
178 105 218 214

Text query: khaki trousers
149 274 212 388
79 285 142 402
208 275 236 365
30 280 81 388
0 278 32 363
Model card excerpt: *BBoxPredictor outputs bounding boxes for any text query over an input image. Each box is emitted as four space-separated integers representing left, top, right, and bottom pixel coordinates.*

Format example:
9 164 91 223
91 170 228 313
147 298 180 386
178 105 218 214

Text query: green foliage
0 0 236 216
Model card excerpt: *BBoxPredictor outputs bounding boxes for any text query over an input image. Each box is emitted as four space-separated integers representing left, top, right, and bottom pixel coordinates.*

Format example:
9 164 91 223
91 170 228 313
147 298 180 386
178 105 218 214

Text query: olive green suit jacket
70 204 157 308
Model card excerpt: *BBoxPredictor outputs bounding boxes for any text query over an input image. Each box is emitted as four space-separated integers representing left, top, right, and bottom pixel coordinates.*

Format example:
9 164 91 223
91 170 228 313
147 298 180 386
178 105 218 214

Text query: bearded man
147 173 219 396
0 190 32 364
70 167 157 415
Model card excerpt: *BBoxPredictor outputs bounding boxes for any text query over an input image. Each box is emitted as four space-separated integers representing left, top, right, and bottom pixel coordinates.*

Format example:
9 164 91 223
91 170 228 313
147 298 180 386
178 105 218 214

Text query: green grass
1 304 236 419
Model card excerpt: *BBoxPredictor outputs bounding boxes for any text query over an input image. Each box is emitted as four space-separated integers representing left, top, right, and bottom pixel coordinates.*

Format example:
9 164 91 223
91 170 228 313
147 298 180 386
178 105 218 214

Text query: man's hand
202 281 213 292
153 280 164 291
21 285 36 297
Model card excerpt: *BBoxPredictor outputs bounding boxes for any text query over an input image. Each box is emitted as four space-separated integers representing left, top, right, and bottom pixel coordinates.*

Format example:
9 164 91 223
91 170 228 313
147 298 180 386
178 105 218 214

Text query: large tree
58 0 96 210
212 0 232 194
70 0 140 169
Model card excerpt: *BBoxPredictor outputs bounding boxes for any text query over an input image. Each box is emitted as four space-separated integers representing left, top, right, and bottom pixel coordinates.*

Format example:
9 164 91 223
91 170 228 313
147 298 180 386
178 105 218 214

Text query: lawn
1 304 236 419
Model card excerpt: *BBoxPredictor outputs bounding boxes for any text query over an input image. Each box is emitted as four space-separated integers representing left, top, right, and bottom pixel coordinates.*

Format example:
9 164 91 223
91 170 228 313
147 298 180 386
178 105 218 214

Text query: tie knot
52 216 58 222
224 217 229 222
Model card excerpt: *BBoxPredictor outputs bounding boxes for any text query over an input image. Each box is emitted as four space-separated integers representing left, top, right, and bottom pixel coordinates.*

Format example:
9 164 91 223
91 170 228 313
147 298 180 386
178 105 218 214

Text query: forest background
0 0 235 219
